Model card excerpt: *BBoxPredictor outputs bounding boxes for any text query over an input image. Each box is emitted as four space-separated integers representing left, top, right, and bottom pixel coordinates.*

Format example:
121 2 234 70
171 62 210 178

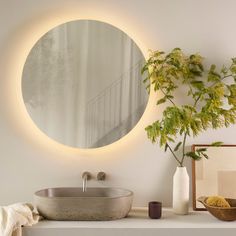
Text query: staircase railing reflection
85 59 147 147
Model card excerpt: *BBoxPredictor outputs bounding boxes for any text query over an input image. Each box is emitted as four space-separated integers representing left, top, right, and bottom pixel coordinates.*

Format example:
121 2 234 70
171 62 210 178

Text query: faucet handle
82 171 92 180
97 171 106 181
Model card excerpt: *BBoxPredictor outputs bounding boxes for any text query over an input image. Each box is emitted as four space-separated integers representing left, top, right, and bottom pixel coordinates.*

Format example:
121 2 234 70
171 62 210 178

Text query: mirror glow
22 20 148 149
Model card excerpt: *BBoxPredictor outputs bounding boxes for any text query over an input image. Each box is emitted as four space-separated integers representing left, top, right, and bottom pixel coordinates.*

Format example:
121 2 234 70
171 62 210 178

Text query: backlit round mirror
22 20 148 148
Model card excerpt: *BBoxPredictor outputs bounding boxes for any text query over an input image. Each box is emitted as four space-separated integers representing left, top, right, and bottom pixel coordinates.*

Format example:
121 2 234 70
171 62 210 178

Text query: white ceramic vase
173 166 189 215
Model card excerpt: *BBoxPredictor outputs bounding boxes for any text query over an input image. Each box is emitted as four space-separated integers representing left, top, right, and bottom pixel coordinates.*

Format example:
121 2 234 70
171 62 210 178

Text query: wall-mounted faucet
97 171 106 181
81 171 106 192
82 171 91 192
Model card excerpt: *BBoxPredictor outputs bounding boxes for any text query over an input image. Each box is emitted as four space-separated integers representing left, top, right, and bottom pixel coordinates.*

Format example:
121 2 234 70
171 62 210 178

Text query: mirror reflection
22 20 148 148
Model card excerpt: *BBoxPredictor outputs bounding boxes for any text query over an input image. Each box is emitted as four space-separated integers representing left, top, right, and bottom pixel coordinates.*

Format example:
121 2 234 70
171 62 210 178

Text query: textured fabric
0 203 40 236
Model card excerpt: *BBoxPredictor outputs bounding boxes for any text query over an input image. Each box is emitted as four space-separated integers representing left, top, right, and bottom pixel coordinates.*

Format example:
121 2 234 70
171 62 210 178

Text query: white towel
0 203 40 236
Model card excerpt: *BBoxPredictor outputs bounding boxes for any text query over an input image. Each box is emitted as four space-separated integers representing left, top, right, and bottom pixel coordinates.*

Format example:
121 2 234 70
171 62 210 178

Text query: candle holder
148 201 162 219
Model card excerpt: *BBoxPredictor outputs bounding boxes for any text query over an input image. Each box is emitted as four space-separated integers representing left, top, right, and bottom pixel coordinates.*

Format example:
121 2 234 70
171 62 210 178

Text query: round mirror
22 20 148 148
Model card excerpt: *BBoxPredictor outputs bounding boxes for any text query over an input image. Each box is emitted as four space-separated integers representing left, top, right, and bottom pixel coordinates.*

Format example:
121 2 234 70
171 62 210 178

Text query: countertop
23 208 236 236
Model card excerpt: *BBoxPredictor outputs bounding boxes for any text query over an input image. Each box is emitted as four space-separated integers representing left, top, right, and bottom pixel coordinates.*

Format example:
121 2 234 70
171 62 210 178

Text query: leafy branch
143 48 236 166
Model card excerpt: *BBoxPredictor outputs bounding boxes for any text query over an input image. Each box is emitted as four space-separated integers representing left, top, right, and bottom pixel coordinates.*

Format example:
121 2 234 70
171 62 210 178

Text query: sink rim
34 187 133 200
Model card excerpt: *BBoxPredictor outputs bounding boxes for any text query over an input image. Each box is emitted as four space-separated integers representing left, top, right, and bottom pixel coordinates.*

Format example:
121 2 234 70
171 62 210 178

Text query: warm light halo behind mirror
22 20 148 149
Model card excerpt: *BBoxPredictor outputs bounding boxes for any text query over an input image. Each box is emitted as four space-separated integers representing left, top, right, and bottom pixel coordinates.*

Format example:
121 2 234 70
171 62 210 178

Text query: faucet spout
82 172 91 192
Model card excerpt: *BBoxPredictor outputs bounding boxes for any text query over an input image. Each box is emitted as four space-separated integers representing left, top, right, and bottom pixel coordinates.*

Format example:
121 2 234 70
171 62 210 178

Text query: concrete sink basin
34 187 133 221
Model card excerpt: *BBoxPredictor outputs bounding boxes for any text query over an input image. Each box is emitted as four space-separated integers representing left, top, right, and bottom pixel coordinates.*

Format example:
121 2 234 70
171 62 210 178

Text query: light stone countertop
23 208 236 236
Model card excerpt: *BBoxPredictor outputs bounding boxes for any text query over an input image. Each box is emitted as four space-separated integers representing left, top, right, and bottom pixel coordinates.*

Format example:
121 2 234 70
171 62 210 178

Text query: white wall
0 0 236 207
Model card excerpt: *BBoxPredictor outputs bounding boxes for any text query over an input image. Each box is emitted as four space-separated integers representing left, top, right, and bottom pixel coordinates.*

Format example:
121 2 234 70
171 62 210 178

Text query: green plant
142 48 236 167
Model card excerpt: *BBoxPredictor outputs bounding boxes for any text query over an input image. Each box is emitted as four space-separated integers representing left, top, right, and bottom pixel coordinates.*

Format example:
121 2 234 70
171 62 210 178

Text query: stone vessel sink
34 187 133 221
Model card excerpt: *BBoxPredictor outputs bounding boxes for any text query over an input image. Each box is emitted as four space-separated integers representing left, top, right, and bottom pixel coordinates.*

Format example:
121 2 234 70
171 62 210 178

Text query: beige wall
0 0 236 206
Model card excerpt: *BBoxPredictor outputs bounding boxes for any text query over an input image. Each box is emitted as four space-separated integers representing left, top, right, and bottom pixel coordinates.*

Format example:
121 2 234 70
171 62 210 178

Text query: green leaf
191 69 202 77
173 47 181 51
174 142 182 152
232 58 236 64
211 141 223 146
221 65 228 75
156 97 167 105
143 77 149 83
187 90 192 96
185 152 202 160
190 80 204 89
167 136 175 142
196 148 207 152
166 95 174 99
228 96 236 106
207 64 221 82
230 65 236 74
145 84 150 94
141 65 147 74
210 64 216 71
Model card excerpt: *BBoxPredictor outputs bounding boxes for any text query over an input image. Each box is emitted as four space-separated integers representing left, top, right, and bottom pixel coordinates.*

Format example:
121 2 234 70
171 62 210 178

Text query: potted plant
142 48 236 214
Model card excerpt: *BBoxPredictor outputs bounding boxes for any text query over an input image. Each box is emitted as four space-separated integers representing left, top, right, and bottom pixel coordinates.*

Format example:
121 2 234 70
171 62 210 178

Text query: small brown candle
148 201 162 219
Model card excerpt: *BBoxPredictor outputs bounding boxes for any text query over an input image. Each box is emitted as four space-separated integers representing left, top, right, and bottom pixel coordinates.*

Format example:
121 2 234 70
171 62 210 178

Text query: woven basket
198 196 236 221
